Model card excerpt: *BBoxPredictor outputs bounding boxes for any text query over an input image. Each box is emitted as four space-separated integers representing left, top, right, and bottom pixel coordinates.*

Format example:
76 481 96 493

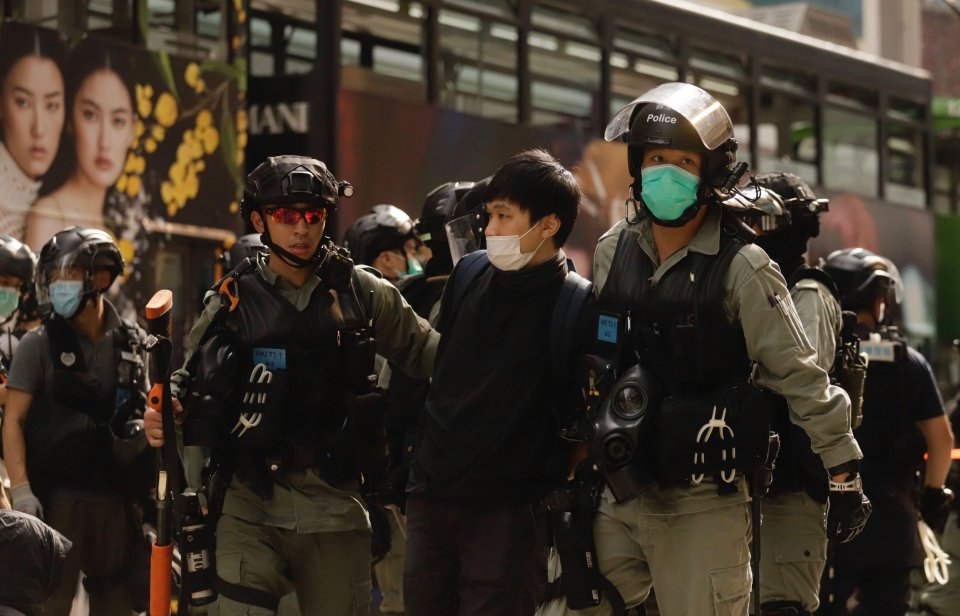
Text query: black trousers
403 494 548 616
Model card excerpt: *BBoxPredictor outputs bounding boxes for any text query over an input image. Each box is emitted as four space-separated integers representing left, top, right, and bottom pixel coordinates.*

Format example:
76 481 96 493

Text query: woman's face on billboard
72 68 134 189
0 55 65 179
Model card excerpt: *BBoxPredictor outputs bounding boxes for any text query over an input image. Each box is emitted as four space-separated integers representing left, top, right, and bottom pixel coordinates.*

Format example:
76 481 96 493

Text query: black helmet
820 248 902 311
220 233 265 271
416 181 475 252
606 83 740 226
342 204 416 266
241 156 353 268
445 176 491 263
0 234 37 284
37 227 124 315
751 172 828 232
241 155 353 217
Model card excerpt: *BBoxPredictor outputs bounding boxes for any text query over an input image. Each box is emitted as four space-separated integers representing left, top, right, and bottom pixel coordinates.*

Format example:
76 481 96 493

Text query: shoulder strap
551 271 593 388
788 265 840 300
449 250 491 318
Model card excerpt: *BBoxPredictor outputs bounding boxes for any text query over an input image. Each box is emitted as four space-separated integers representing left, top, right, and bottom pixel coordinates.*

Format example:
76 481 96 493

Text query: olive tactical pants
539 482 752 616
212 513 372 616
758 490 827 612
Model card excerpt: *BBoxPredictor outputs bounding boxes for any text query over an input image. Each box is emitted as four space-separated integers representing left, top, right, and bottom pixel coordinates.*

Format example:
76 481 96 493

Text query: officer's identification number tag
253 347 286 371
859 340 897 363
597 313 620 344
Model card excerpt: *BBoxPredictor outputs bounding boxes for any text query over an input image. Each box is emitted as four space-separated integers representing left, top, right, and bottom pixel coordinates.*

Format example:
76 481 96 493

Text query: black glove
826 471 872 544
920 486 955 535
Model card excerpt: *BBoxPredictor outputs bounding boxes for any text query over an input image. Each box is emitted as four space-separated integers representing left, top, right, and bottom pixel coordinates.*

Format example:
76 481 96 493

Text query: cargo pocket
215 552 279 616
349 573 373 615
710 561 751 616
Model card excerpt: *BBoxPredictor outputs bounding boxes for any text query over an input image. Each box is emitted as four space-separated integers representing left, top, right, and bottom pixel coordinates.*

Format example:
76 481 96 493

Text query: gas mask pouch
657 383 770 486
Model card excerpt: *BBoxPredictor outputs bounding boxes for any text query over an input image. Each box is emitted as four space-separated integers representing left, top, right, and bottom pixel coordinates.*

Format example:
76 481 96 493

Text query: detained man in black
404 149 594 616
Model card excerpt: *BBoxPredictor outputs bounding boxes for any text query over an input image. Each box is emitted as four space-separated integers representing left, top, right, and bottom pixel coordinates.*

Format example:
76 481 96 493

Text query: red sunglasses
263 206 328 225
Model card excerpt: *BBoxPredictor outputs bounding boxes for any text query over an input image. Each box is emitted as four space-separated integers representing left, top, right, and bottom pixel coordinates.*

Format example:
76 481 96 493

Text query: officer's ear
250 211 266 234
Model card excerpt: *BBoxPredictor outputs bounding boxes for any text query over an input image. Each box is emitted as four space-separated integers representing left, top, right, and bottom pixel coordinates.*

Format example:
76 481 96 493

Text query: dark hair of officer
821 247 897 313
37 226 123 312
240 155 353 268
484 148 580 247
342 204 416 266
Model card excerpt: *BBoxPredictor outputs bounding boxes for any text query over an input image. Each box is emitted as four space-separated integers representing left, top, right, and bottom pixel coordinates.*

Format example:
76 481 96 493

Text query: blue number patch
597 314 619 344
253 347 287 371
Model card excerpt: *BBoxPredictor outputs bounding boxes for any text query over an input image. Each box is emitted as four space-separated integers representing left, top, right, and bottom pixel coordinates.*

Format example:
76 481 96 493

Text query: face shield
444 205 488 265
605 82 734 150
37 251 108 318
724 186 788 233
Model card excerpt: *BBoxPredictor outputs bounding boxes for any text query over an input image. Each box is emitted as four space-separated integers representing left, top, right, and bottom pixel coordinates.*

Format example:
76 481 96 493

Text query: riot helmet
605 82 741 227
590 363 661 503
0 234 37 321
821 248 902 314
220 233 265 272
37 227 123 319
445 176 492 264
241 155 353 268
416 181 475 273
342 204 422 280
729 172 829 278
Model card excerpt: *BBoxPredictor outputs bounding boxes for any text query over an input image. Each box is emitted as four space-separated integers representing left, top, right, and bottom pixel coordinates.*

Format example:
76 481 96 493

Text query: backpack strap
551 271 593 388
448 250 492 320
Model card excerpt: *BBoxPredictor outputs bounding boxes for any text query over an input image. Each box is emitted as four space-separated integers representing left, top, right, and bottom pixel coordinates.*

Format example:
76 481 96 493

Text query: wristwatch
827 460 862 492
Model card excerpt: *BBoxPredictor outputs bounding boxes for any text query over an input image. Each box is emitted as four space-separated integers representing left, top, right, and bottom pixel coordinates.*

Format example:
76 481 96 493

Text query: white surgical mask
486 224 545 271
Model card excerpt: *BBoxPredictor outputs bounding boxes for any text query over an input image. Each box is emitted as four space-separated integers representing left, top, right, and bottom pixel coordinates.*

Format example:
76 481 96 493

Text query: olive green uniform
544 208 859 616
758 277 840 612
181 255 438 616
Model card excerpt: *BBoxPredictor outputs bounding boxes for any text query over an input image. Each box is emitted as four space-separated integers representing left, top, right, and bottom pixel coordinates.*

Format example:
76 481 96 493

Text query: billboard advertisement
0 22 245 321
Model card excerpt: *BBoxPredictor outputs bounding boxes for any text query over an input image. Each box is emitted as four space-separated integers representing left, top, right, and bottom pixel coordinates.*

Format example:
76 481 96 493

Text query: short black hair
485 149 580 247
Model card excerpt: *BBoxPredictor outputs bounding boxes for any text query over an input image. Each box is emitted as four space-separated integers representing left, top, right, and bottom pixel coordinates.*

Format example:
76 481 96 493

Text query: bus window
824 106 879 198
756 91 818 186
529 5 601 135
886 122 926 208
609 55 679 119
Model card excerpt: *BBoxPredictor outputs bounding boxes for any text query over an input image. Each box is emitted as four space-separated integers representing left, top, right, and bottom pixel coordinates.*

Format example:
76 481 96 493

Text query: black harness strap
215 577 281 611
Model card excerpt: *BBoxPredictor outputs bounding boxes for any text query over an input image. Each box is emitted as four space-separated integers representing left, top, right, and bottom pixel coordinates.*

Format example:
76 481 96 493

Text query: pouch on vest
225 351 289 449
657 383 770 485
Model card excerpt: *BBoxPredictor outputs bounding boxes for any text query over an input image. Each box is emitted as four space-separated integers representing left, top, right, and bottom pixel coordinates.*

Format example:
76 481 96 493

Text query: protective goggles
263 206 328 225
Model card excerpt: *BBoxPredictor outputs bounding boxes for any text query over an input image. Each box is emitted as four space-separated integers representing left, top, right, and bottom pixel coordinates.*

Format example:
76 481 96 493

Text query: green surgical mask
640 164 702 225
0 285 20 319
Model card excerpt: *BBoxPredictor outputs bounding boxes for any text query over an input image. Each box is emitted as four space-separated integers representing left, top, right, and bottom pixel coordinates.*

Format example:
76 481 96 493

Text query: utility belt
593 363 773 503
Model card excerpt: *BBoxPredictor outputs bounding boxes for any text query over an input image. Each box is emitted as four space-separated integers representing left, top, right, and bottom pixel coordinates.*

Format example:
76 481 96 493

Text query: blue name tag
597 314 619 344
253 347 287 371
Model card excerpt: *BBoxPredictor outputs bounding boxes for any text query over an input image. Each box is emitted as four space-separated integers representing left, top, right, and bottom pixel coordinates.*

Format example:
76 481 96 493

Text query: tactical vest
25 315 144 491
214 260 371 451
599 220 751 393
593 217 770 497
855 328 926 489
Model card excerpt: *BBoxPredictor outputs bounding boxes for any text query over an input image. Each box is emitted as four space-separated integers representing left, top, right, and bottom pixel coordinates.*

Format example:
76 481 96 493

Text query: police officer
2 227 148 615
733 173 843 615
145 155 438 615
343 203 423 283
821 248 954 615
0 234 38 510
549 83 869 616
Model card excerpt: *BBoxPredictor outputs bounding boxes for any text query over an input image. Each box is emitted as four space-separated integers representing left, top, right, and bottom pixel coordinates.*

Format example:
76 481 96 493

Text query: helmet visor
605 82 734 150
